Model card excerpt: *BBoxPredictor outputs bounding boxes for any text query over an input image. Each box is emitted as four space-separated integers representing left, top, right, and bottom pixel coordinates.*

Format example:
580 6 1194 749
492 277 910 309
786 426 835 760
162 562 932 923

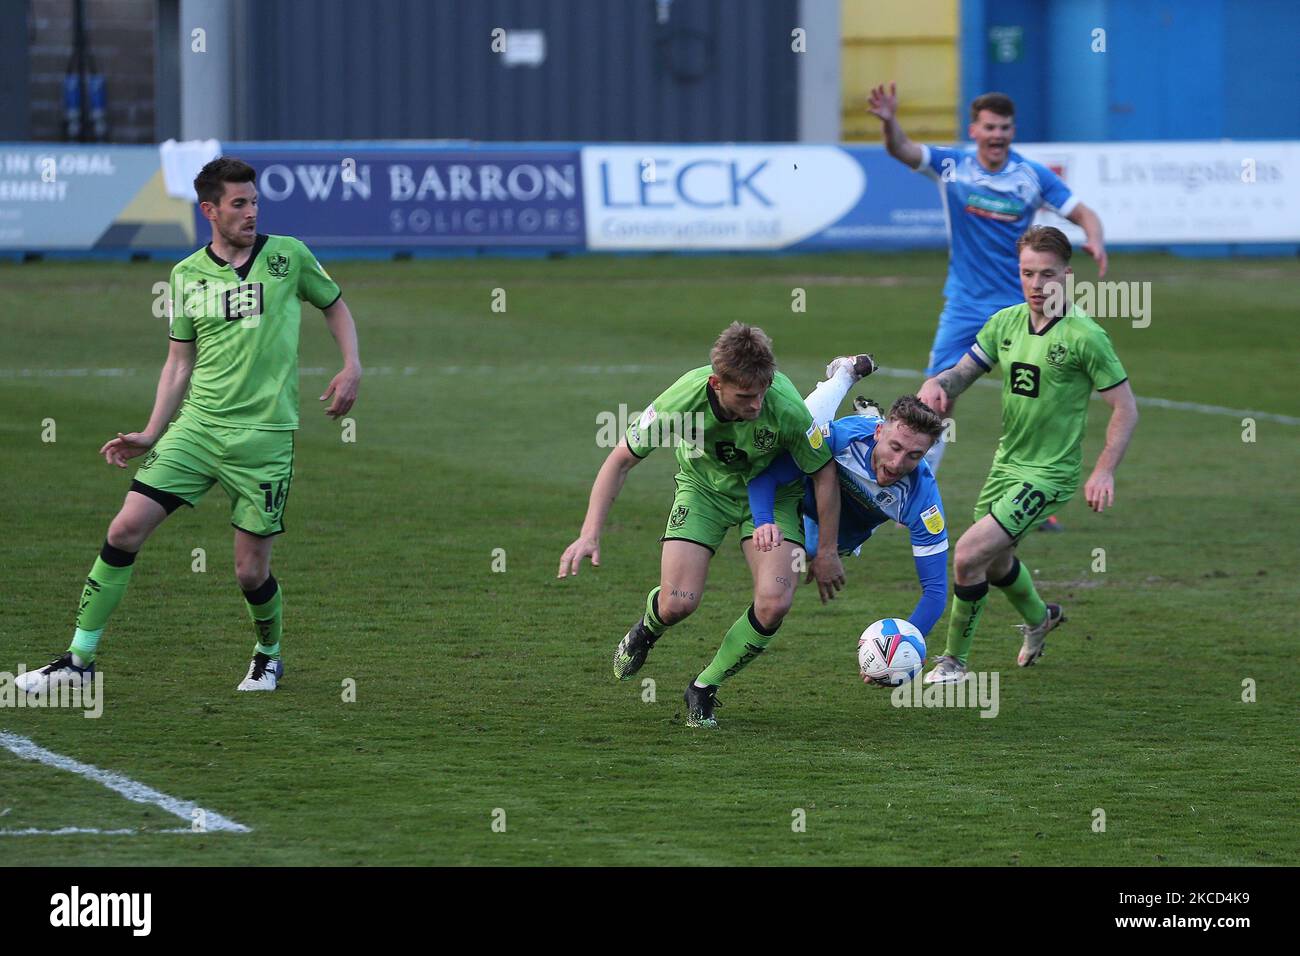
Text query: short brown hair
710 322 776 388
194 156 256 205
970 92 1015 122
887 395 944 441
1016 225 1073 263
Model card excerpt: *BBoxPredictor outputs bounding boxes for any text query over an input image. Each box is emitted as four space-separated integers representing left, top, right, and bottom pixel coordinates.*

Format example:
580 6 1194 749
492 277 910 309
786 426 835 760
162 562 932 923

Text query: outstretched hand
557 535 601 578
867 82 899 123
320 365 361 419
100 431 156 468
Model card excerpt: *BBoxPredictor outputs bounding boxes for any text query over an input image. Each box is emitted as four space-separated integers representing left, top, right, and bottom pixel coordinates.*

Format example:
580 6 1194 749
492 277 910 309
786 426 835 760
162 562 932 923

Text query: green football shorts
661 473 804 553
975 467 1072 541
132 411 295 537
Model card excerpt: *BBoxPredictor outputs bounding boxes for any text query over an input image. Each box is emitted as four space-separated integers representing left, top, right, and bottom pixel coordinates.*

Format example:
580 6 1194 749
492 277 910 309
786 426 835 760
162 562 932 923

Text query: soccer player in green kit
16 157 361 696
557 323 850 728
919 226 1138 683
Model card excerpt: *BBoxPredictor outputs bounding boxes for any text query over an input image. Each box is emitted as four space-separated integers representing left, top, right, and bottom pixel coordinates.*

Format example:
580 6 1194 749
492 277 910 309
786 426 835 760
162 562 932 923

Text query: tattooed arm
919 354 987 416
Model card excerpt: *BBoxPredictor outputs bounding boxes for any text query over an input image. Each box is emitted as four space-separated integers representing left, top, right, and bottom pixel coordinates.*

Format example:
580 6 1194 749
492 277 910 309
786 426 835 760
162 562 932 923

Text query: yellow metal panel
841 0 959 143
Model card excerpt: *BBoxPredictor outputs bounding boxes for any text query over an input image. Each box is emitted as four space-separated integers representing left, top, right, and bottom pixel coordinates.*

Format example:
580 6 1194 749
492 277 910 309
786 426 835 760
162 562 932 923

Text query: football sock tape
243 575 283 658
697 604 779 685
944 580 989 666
68 542 139 662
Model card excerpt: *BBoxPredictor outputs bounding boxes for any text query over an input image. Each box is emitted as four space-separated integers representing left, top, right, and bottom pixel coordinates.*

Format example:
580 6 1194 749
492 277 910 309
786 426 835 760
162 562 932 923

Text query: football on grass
858 618 927 687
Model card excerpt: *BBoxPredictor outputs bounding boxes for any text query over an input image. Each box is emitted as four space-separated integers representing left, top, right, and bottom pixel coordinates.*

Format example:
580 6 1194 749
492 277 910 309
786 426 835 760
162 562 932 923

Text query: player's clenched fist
100 431 157 468
557 535 601 578
918 378 950 416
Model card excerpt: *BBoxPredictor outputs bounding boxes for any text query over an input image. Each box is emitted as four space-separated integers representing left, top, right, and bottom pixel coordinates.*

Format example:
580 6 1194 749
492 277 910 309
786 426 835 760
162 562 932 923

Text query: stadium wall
959 0 1300 144
226 0 800 144
1 140 1296 258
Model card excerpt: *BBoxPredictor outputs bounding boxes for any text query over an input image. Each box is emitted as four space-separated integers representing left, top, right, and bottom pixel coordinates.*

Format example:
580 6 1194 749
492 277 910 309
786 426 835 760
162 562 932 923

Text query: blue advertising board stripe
206 146 585 248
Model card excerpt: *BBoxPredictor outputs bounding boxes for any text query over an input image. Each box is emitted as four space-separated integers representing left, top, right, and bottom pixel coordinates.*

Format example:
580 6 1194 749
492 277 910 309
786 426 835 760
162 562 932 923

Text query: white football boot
825 353 879 383
1016 603 1066 667
924 655 970 685
236 653 284 691
14 653 96 696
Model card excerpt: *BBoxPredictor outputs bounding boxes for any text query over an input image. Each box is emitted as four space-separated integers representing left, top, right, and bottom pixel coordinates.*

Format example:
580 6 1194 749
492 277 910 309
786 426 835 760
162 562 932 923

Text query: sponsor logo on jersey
714 441 747 466
921 504 945 535
963 192 1025 223
753 426 777 452
668 505 689 530
1047 343 1069 367
266 253 290 278
222 282 265 321
1010 362 1040 398
806 423 823 450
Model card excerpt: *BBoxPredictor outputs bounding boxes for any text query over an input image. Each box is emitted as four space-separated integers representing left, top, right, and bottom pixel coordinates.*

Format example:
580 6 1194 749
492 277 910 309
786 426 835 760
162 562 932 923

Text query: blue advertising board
195 145 584 248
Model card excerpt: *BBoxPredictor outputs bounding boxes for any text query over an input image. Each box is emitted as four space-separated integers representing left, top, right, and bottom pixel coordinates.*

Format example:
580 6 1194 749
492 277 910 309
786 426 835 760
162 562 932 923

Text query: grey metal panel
234 0 798 142
0 0 32 139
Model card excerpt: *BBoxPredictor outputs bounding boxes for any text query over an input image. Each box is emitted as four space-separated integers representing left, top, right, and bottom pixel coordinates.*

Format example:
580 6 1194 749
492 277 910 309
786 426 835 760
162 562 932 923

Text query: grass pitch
1 251 1296 865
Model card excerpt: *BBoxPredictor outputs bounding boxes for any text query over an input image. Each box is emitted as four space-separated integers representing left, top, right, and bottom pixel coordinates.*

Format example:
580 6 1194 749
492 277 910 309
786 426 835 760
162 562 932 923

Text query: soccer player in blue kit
866 84 1109 491
748 358 949 646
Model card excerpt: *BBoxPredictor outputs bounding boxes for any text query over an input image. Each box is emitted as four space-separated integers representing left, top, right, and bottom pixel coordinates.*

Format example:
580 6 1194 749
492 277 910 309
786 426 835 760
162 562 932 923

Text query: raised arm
1084 381 1138 512
320 296 362 419
1065 202 1108 279
557 441 643 577
867 82 924 170
919 353 987 416
100 338 195 467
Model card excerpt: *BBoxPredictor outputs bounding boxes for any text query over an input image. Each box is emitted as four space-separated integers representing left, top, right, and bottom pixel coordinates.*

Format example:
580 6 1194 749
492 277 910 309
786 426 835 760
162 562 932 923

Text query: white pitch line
0 731 250 834
2 364 1295 425
0 827 193 836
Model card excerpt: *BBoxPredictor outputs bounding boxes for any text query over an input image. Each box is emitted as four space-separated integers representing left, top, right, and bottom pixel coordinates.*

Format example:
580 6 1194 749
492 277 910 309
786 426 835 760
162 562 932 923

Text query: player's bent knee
106 515 150 552
235 567 270 592
658 593 700 624
952 540 988 585
753 592 793 627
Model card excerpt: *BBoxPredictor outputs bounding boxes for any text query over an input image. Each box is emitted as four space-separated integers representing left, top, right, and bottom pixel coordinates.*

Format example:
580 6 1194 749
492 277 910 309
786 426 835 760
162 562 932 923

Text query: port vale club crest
752 426 777 452
266 253 290 278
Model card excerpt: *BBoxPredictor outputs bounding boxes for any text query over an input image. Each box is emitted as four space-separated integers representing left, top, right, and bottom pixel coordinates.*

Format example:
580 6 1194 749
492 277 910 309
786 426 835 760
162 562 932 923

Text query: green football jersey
625 366 832 500
971 303 1128 489
166 234 341 430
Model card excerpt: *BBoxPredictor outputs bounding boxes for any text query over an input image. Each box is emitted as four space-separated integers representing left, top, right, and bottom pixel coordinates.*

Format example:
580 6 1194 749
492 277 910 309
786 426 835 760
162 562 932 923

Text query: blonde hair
1017 225 1072 263
710 322 776 388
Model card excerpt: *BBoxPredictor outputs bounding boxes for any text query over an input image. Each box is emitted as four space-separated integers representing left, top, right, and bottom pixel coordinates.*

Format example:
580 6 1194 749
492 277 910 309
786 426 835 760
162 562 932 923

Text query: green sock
68 544 137 662
943 581 989 666
991 558 1047 628
643 586 668 637
243 576 283 658
697 606 778 686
